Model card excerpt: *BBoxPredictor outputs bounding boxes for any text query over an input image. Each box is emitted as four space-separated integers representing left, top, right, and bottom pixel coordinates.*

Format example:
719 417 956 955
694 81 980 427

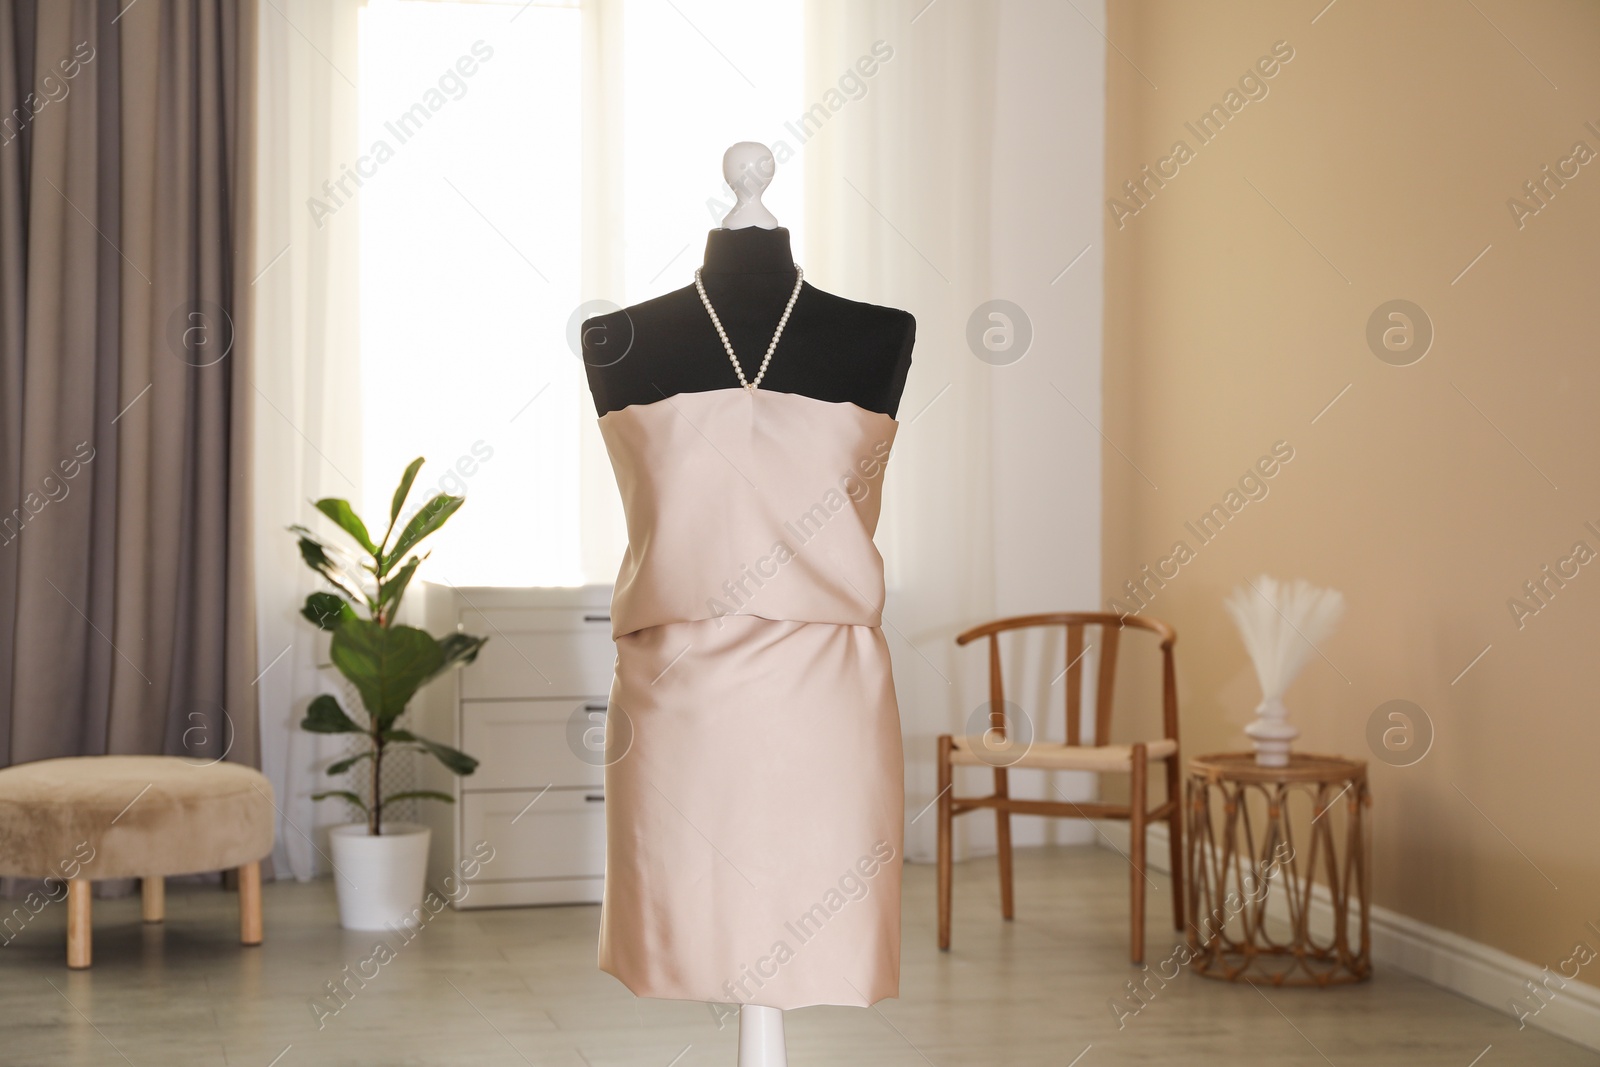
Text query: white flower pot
328 822 431 931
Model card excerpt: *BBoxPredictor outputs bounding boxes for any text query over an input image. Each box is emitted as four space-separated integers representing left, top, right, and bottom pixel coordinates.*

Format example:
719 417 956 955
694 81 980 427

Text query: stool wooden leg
66 879 91 969
238 861 262 946
1130 743 1148 966
141 876 165 923
936 734 954 950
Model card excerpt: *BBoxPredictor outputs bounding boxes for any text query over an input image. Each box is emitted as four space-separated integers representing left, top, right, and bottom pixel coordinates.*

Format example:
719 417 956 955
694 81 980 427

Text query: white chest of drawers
412 583 615 908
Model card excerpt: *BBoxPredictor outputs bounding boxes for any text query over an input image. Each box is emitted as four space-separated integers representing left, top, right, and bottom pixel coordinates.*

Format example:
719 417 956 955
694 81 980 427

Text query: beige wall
1103 0 1600 977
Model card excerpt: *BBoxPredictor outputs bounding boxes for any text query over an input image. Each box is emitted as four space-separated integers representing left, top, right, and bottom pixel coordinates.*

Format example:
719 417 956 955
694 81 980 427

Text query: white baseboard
1096 823 1600 1053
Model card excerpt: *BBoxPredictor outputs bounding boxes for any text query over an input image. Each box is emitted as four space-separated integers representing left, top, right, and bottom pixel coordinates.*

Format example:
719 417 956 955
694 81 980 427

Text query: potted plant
291 457 487 930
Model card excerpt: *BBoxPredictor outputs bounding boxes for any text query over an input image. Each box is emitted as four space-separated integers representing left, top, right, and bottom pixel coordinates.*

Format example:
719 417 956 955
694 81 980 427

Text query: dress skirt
598 614 904 1009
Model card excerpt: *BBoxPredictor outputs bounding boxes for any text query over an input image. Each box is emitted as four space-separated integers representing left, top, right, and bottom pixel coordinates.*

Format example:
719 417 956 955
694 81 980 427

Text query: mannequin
582 144 914 1067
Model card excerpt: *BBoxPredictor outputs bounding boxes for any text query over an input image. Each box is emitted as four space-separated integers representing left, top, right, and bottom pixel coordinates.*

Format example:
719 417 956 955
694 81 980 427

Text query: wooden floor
0 844 1592 1066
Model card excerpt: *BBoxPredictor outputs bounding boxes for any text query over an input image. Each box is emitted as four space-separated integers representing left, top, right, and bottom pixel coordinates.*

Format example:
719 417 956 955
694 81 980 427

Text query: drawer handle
583 614 611 624
585 793 605 802
582 703 608 713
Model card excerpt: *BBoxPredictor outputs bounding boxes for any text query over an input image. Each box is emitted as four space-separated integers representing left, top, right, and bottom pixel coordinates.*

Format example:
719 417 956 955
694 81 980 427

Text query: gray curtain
0 0 259 773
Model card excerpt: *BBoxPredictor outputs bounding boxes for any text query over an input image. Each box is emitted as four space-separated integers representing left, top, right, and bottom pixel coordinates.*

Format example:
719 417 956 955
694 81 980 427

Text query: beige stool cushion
949 736 1179 772
0 756 275 880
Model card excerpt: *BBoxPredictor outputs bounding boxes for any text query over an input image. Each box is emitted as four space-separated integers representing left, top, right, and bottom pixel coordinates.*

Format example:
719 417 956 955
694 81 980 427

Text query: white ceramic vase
1244 696 1298 768
327 822 431 931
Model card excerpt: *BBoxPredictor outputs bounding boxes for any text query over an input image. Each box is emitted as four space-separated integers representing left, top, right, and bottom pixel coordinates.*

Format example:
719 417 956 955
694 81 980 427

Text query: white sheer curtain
252 0 365 881
802 2 1002 862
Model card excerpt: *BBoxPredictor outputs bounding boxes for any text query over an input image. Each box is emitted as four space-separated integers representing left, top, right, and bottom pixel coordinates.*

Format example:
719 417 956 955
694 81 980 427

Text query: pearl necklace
693 263 804 391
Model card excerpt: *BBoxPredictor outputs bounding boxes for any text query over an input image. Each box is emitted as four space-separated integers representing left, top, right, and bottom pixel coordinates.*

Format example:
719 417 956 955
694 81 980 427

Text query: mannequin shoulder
581 286 720 416
799 282 915 343
788 284 914 415
579 286 696 362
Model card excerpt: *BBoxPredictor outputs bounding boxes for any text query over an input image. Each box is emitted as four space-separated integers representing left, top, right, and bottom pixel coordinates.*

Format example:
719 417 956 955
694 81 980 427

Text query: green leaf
383 494 463 575
378 556 422 618
378 729 478 776
389 458 427 527
329 619 444 727
430 632 489 679
294 534 366 603
311 790 370 814
302 592 354 631
377 728 420 746
314 498 378 556
378 790 455 811
302 694 367 734
416 736 479 776
291 524 369 573
327 751 374 776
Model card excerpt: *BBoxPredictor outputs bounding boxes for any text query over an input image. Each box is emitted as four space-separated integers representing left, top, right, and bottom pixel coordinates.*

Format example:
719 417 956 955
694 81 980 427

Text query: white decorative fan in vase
1222 576 1345 768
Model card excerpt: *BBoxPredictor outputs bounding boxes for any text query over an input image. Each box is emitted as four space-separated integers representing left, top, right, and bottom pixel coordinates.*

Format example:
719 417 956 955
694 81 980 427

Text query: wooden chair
936 612 1183 964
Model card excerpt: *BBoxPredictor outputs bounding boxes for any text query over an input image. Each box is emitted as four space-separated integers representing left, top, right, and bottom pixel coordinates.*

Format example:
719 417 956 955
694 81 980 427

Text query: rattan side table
1186 752 1372 985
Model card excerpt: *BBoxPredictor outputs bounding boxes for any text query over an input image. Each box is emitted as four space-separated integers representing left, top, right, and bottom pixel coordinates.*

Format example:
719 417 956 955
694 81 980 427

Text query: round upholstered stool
0 755 276 968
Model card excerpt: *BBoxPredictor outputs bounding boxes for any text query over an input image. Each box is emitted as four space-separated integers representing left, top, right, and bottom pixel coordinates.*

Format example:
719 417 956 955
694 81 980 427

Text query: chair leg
993 767 1015 921
141 876 165 923
238 861 263 946
937 735 954 950
1166 755 1185 931
66 879 91 969
1130 744 1147 965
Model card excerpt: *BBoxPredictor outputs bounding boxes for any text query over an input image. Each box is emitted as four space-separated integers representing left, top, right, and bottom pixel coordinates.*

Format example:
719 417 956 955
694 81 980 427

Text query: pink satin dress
595 386 904 1010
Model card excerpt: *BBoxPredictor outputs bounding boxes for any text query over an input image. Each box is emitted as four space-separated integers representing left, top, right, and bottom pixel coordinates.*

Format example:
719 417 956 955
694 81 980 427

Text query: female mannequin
583 144 913 1067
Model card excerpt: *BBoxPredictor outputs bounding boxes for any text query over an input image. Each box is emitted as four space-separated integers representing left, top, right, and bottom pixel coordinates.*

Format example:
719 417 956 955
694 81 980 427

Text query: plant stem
371 736 383 836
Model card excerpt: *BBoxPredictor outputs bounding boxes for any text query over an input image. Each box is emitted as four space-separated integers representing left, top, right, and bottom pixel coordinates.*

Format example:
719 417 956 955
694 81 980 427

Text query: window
358 0 803 587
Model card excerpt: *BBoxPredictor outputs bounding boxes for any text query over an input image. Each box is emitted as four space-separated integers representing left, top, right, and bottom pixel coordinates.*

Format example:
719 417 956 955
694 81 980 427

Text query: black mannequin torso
582 227 914 418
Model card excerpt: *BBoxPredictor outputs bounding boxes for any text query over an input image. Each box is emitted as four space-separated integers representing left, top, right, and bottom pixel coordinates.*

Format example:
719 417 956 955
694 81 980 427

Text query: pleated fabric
596 387 904 1009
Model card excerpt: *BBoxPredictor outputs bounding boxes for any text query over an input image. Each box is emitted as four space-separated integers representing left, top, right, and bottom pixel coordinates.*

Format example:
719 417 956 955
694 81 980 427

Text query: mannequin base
738 1004 786 1066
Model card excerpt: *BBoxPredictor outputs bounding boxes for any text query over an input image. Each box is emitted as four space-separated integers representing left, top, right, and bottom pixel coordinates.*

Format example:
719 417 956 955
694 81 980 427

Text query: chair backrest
955 612 1178 747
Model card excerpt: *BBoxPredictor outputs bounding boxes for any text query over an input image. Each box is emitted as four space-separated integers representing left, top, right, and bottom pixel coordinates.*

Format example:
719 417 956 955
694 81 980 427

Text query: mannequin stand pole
738 1005 787 1066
